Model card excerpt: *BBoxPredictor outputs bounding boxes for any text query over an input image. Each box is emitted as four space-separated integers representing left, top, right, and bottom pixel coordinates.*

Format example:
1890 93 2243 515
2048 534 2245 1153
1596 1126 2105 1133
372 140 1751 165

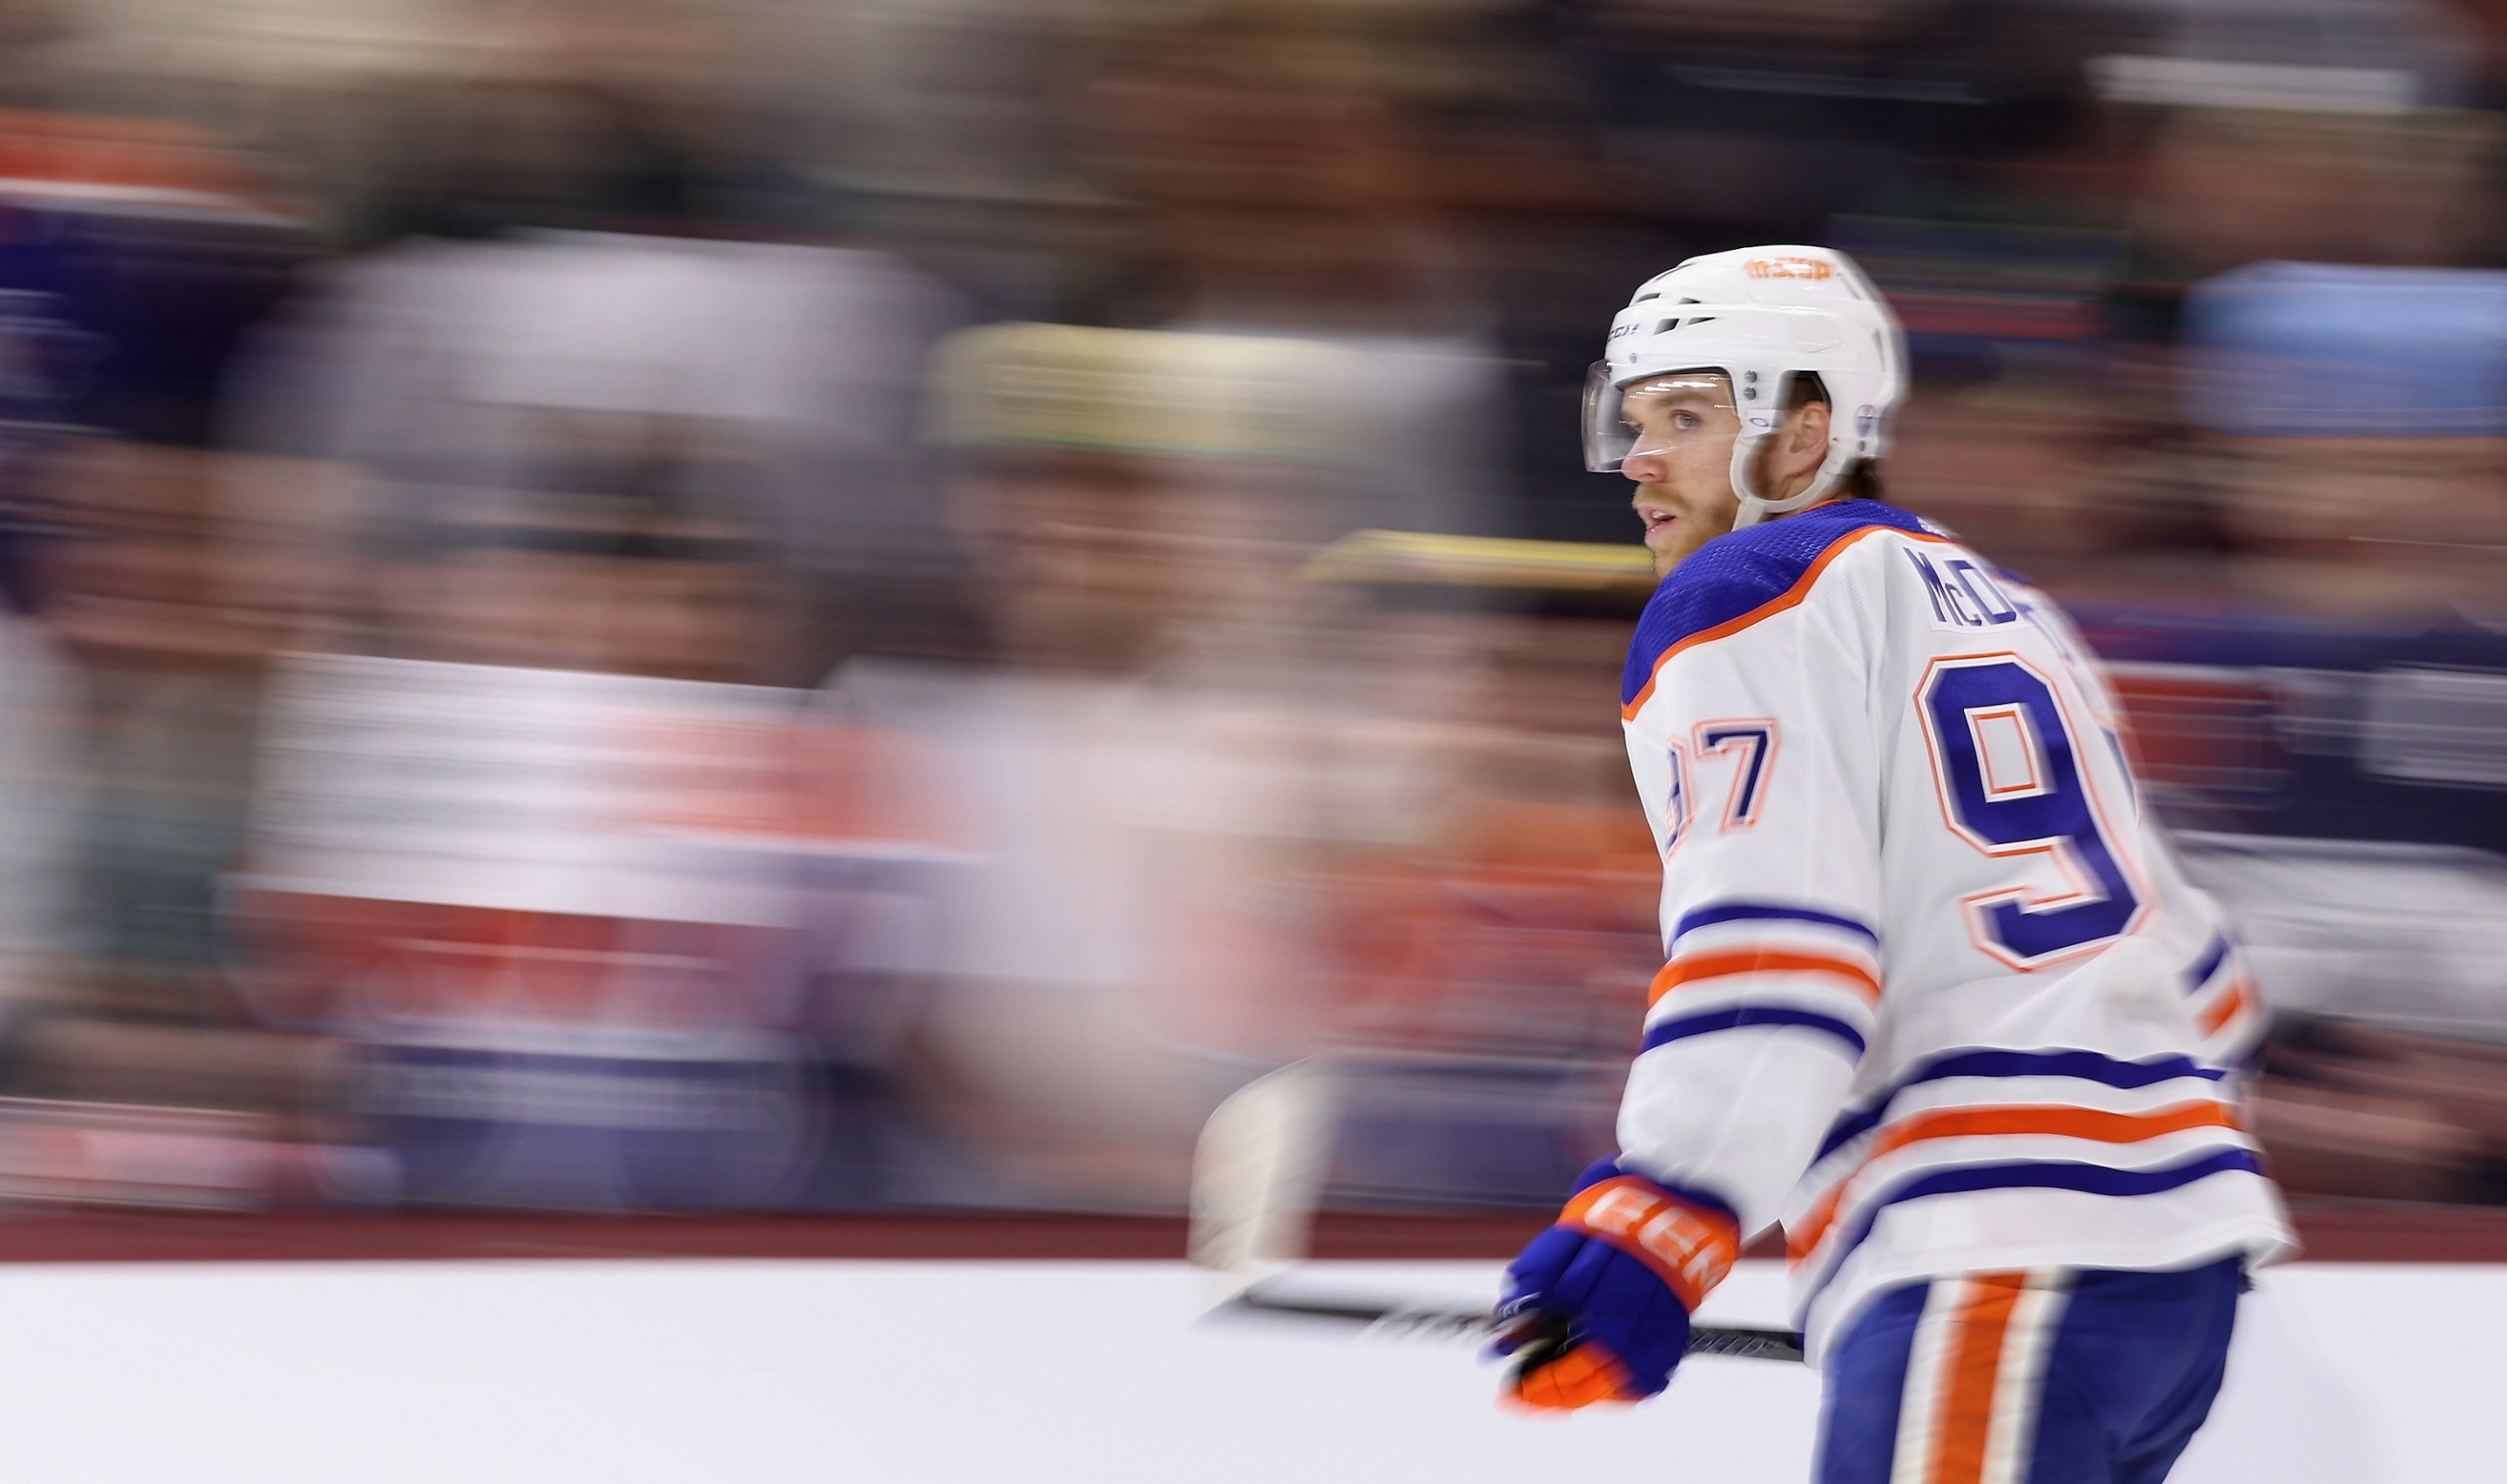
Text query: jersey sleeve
1616 549 1886 1241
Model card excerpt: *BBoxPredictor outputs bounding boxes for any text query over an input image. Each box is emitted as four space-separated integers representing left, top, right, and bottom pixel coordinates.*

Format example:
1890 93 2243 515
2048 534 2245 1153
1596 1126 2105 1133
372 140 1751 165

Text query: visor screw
1743 388 1758 400
1744 372 1758 384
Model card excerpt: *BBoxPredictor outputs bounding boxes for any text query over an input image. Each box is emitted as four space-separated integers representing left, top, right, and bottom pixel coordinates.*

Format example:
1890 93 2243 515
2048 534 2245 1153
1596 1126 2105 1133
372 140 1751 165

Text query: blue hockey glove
1493 1158 1740 1411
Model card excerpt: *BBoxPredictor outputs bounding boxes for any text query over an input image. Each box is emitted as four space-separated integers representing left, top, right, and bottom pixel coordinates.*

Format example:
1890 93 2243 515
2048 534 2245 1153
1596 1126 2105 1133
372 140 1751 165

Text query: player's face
1618 373 1744 578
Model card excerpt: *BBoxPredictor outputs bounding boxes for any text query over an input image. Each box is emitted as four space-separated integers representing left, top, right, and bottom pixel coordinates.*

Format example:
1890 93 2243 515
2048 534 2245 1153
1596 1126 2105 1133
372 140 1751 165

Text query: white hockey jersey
1615 497 2295 1364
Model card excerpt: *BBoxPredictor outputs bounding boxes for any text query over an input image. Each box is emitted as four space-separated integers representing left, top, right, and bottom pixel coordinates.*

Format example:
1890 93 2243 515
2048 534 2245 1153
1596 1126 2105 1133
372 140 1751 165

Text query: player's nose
1621 449 1670 485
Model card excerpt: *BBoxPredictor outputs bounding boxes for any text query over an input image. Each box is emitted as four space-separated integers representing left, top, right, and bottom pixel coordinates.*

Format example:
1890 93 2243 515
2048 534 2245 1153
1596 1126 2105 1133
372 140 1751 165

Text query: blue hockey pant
1815 1257 2242 1484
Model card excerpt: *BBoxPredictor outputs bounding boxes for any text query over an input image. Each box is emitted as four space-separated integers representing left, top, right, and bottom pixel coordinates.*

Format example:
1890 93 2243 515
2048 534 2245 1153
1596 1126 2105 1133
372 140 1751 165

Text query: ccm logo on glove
1561 1177 1737 1311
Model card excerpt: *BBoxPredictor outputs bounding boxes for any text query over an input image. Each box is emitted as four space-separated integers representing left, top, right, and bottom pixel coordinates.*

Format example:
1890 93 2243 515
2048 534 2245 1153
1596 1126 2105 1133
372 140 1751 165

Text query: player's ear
1763 397 1830 490
1786 397 1832 459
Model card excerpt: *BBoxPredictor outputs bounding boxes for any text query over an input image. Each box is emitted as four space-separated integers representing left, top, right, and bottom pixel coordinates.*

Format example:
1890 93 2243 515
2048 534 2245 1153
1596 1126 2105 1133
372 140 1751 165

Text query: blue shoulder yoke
1620 500 1938 708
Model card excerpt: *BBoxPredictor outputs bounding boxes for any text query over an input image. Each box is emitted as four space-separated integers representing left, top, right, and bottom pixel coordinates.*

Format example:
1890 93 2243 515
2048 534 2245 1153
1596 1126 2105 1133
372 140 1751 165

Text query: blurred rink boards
0 1256 2486 1484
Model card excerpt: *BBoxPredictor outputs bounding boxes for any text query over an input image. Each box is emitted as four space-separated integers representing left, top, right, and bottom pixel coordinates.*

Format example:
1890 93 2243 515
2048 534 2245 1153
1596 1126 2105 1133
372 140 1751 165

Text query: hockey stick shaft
1189 1060 1805 1365
1220 1286 1804 1363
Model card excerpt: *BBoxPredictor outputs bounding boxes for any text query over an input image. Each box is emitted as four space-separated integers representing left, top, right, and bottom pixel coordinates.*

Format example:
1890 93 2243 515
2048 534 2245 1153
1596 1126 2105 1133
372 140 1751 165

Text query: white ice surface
0 1257 2485 1482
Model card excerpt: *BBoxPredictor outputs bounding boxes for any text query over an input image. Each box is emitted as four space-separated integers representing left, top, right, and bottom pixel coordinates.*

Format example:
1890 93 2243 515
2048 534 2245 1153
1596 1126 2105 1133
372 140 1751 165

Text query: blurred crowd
0 0 2496 1216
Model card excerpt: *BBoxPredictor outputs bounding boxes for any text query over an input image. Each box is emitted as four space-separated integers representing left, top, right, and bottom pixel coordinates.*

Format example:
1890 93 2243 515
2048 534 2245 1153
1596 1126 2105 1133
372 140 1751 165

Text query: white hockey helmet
1585 245 1906 527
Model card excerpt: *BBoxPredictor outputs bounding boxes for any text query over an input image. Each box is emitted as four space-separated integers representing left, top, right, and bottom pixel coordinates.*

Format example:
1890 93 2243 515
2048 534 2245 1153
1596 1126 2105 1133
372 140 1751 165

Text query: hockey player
1495 245 2295 1483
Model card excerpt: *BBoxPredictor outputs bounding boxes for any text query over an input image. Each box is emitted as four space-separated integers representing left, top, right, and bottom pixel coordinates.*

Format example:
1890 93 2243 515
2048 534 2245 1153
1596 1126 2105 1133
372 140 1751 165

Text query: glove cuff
1557 1173 1740 1312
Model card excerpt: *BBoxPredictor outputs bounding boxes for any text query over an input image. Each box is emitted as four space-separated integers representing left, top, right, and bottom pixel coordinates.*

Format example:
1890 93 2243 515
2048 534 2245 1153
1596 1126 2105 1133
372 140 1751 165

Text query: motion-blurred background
0 0 2496 1225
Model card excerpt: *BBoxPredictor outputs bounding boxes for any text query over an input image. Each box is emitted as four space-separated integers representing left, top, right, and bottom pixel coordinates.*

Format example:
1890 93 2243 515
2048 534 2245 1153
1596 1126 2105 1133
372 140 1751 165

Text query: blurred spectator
226 230 972 681
198 224 984 1209
1086 10 1514 540
2139 107 2503 279
820 321 1377 1206
2181 259 2507 621
0 111 321 1161
1294 534 1665 1206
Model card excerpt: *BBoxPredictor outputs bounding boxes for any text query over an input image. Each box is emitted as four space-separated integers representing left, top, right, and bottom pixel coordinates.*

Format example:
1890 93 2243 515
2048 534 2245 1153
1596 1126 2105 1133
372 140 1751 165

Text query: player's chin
1643 527 1686 579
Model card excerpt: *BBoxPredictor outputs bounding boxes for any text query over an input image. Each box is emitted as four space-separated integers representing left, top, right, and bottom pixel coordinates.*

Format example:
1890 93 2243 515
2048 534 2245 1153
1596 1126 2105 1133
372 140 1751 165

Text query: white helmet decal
1585 245 1907 527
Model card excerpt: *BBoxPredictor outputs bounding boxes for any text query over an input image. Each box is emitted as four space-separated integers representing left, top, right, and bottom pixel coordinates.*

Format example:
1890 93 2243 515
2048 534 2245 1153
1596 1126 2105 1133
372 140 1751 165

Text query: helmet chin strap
1727 426 1851 530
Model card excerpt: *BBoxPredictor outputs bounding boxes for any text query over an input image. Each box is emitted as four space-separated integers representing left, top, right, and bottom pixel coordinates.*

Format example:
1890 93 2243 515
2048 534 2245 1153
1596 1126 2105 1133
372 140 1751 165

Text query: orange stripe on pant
1786 1101 2242 1264
1926 1273 2027 1484
1648 950 1882 1010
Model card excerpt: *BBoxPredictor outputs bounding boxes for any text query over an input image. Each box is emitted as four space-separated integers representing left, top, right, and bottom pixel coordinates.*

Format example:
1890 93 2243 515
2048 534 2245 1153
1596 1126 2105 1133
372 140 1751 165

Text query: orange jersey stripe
1789 1185 1845 1266
1928 1274 2026 1484
2196 977 2255 1038
1785 1100 2242 1262
1871 1101 2239 1156
1621 526 1958 721
1648 949 1882 1010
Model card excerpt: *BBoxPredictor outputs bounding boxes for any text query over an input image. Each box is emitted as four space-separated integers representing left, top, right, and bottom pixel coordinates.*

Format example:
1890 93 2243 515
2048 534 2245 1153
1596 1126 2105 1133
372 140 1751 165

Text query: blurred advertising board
2085 612 2507 1037
0 1098 298 1210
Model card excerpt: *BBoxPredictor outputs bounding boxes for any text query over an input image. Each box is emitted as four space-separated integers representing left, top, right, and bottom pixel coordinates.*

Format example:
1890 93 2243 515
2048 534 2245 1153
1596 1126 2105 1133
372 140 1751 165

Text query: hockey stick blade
1217 1285 1804 1363
1188 1059 1337 1298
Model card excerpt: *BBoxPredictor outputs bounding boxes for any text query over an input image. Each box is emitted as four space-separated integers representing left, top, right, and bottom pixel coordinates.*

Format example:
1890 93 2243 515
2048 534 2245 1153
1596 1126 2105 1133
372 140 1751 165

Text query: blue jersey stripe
1643 1005 1867 1060
1814 1050 2228 1162
1674 901 1882 950
1817 1107 1887 1165
1903 1048 2224 1089
2183 935 2231 995
1811 1148 2263 1290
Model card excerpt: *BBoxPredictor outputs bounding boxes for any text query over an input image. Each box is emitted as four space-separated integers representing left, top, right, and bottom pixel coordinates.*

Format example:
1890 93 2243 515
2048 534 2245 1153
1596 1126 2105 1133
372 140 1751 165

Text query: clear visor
1582 365 1738 473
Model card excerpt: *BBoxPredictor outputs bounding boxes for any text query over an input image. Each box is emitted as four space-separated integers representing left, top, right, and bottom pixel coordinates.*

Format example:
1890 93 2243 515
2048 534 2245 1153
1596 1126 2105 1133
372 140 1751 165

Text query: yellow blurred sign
1299 528 1657 591
928 322 1364 460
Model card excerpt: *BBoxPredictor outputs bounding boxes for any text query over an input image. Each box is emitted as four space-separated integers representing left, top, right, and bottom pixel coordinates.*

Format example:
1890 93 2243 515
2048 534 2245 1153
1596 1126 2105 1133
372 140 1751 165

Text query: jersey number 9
1918 655 2142 968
